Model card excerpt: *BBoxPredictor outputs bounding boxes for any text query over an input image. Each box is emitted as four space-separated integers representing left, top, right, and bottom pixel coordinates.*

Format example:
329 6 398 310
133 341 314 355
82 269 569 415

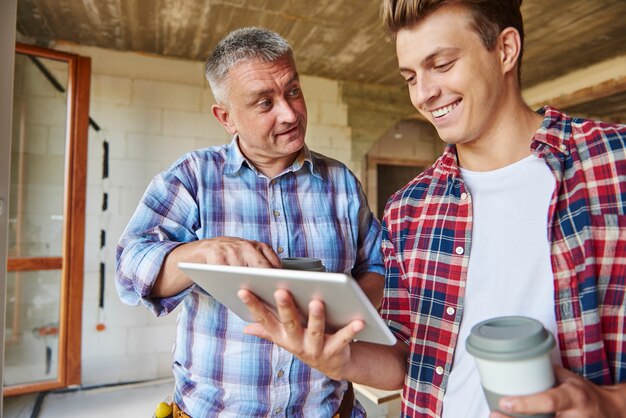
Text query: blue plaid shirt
116 137 384 417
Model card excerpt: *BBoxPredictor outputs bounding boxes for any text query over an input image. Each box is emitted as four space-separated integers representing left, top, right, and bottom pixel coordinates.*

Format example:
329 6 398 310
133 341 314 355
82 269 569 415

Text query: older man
116 27 384 417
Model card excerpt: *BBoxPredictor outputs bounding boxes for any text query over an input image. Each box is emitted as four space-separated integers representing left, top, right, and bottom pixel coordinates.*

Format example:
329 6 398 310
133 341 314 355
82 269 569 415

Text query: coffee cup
281 257 326 272
465 316 556 418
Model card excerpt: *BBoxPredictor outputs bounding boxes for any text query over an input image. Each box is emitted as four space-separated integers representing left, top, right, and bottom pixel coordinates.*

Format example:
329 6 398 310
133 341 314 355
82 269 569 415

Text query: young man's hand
490 366 626 418
238 288 363 381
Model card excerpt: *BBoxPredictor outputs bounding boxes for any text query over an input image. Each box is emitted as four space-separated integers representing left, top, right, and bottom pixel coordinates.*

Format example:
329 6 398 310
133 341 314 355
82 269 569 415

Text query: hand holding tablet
178 260 396 346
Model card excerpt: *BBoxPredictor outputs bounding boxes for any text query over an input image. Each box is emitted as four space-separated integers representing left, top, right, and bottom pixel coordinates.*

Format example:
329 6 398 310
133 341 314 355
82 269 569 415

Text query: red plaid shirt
380 107 626 417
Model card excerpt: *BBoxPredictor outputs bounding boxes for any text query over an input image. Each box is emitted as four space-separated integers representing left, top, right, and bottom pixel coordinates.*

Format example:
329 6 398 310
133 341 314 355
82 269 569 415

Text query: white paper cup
466 316 556 418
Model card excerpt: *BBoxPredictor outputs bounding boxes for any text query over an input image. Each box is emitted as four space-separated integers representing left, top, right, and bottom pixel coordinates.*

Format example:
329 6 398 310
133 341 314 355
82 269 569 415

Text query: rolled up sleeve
115 157 200 316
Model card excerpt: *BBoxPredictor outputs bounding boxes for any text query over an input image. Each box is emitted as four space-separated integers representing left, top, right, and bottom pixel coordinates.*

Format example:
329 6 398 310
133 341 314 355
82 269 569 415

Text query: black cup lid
281 257 325 271
465 316 555 361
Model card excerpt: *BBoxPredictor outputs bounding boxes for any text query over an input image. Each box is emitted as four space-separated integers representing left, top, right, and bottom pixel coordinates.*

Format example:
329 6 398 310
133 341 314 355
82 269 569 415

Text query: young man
239 1 626 417
115 27 384 417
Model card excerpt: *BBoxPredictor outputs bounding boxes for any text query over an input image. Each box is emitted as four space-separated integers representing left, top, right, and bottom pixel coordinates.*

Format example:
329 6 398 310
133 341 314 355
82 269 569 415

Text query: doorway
365 118 440 222
375 163 426 220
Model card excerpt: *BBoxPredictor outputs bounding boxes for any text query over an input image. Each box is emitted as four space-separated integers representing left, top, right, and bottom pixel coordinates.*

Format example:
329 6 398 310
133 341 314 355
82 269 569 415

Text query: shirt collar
532 105 570 155
436 105 570 177
224 135 322 180
437 143 462 179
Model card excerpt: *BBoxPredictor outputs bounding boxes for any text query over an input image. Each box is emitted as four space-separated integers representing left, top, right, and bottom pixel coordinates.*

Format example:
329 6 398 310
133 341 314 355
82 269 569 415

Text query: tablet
178 262 397 346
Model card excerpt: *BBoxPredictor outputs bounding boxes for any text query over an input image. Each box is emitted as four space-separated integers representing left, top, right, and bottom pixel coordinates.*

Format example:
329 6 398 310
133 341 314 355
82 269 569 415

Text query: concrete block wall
55 44 356 386
300 77 352 166
339 80 424 179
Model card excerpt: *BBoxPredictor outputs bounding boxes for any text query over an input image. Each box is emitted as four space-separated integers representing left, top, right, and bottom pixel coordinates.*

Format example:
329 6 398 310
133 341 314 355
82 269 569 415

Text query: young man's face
214 56 307 171
396 4 507 146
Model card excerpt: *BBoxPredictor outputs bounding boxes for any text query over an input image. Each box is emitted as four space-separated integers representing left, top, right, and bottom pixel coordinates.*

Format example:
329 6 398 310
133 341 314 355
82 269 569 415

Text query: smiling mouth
431 100 460 118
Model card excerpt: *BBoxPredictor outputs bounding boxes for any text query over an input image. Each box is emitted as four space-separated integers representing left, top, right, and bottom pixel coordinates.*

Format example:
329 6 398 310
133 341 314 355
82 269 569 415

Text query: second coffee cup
465 316 556 418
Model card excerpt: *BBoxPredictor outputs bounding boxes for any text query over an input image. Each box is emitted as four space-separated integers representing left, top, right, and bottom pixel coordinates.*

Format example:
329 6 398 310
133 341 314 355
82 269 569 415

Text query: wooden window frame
4 43 90 396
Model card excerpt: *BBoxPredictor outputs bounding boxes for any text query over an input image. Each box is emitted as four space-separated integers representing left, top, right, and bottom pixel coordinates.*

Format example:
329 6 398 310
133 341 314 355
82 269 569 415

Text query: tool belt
333 382 355 418
169 383 353 418
172 402 191 418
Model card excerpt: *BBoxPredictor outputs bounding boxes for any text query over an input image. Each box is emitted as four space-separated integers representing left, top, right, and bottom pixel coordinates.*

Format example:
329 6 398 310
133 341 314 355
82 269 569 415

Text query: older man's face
216 56 307 174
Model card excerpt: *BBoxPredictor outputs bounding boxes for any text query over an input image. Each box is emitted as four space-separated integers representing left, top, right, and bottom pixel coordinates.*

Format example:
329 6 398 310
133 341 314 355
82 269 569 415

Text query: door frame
3 43 90 397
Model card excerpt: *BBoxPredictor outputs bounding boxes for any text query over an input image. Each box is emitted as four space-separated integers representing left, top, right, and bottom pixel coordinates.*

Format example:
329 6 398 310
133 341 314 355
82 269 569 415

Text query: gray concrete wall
340 80 417 174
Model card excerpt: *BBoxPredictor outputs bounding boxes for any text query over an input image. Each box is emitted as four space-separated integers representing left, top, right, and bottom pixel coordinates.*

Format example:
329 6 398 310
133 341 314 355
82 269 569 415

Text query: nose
411 72 440 111
275 98 298 124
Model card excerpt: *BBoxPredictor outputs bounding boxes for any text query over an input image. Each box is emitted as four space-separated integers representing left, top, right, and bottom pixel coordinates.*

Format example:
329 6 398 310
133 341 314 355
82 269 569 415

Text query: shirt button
455 246 464 255
460 192 468 200
435 365 444 375
277 370 284 378
560 144 567 151
274 210 280 217
277 247 284 253
274 407 283 414
446 306 455 316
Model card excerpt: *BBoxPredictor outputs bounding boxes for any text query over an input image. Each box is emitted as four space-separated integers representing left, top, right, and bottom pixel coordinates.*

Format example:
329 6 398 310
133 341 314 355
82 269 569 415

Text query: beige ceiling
15 0 626 121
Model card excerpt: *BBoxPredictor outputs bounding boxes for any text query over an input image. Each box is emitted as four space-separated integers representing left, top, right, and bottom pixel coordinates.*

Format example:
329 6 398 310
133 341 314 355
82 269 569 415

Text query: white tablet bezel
178 262 397 346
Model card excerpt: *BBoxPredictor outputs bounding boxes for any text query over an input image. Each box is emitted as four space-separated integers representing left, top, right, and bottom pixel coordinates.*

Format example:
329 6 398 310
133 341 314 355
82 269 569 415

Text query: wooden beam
524 55 626 109
532 76 626 110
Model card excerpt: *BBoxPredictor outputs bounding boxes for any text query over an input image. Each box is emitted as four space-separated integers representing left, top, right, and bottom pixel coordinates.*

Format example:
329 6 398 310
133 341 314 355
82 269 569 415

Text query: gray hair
205 27 294 104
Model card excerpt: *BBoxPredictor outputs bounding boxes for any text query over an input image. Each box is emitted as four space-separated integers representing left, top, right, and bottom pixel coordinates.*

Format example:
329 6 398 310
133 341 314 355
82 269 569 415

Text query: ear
498 27 521 76
212 104 237 135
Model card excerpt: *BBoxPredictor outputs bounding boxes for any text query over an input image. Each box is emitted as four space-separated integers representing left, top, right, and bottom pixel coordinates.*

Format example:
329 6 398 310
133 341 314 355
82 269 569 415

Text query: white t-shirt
442 154 561 418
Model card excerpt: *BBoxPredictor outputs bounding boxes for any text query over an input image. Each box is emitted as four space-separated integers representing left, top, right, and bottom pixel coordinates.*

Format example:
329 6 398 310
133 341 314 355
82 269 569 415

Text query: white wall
53 44 355 386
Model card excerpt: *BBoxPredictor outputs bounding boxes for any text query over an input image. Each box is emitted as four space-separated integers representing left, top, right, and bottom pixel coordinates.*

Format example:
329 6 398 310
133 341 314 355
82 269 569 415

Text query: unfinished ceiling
15 0 626 120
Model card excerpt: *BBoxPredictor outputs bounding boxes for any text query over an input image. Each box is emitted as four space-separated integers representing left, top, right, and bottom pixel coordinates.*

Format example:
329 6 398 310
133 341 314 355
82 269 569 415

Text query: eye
258 99 272 109
287 87 301 98
404 75 416 86
433 61 454 71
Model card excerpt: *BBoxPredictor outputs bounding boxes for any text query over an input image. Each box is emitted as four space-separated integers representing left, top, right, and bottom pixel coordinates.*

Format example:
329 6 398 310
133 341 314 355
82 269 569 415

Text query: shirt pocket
300 216 356 274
